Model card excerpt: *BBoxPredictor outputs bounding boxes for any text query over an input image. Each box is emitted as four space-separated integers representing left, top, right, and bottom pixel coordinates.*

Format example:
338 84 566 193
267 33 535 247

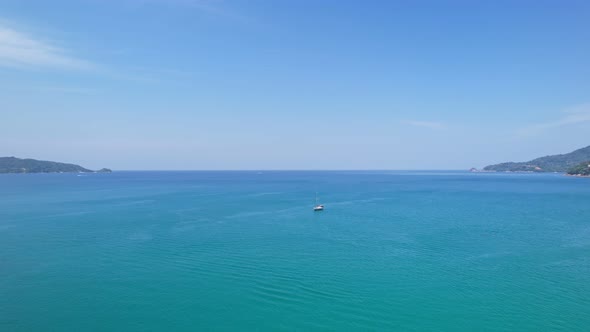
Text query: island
566 161 590 177
483 145 590 173
0 157 112 174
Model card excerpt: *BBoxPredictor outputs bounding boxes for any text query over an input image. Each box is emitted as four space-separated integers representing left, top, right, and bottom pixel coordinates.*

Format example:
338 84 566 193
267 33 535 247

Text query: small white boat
313 192 324 211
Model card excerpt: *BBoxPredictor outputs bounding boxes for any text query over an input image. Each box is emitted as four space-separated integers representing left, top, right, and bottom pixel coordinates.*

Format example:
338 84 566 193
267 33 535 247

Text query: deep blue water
1 171 590 331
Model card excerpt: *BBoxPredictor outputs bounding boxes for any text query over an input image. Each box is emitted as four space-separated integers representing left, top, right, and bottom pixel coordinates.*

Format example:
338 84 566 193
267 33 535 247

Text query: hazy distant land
482 145 590 173
0 157 111 174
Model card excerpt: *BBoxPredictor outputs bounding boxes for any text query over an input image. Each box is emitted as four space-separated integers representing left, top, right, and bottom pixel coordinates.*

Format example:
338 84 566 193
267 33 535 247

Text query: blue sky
1 0 589 170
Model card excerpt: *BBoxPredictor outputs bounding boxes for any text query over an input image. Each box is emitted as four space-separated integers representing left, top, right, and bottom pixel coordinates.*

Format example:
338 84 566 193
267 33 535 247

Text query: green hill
484 145 590 172
567 161 590 176
0 157 110 174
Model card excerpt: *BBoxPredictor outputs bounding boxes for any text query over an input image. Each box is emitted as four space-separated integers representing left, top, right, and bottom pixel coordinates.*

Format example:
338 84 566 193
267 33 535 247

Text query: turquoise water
1 171 590 331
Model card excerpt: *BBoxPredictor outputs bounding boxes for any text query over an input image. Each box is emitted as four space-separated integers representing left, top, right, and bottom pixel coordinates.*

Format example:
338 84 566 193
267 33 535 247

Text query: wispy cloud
128 0 250 22
403 120 446 130
35 86 98 94
0 24 92 70
518 103 590 136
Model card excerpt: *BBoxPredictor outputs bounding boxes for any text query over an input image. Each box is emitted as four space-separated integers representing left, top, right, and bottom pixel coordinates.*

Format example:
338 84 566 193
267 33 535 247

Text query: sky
0 0 589 170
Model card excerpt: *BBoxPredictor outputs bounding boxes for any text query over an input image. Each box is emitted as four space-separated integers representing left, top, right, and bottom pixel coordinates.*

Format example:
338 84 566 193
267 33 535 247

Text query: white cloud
518 103 590 136
0 24 91 70
403 120 445 129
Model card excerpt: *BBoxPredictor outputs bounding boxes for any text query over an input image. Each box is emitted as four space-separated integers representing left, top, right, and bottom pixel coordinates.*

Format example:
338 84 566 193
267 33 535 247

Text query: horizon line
103 169 469 172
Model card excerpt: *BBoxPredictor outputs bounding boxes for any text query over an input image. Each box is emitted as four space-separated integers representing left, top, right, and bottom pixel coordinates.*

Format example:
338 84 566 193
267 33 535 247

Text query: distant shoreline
0 157 111 174
566 174 590 178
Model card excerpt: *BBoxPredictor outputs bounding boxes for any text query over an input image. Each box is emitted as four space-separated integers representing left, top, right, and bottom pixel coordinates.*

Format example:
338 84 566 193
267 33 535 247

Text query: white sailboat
313 192 324 211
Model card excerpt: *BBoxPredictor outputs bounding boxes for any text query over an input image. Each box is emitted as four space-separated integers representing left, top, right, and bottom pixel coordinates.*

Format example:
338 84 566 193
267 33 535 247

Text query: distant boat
313 192 324 211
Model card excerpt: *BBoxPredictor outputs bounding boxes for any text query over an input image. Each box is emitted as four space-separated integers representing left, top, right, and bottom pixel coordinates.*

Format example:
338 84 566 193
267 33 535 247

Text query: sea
1 171 589 331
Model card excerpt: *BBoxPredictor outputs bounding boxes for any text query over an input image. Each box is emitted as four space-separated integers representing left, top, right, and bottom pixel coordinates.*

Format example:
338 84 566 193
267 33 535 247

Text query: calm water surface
1 171 589 331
